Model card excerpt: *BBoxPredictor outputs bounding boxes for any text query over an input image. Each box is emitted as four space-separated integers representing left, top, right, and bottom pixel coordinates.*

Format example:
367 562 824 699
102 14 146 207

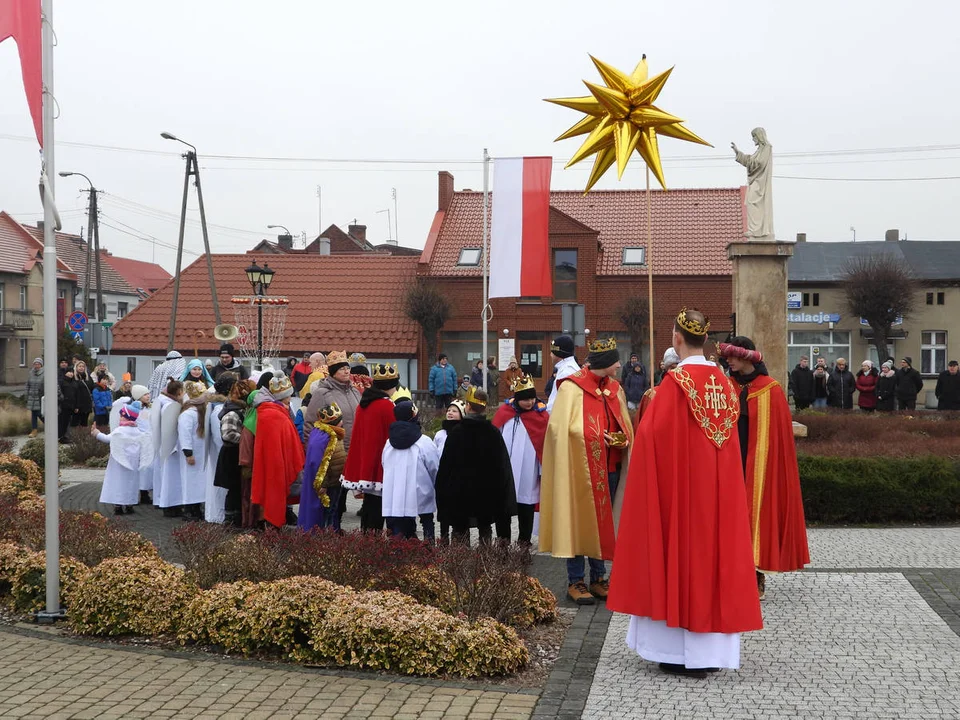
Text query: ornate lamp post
244 260 276 369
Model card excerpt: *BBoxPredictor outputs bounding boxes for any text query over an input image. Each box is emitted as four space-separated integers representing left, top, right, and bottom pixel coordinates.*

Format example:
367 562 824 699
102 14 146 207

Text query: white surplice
499 413 540 505
204 402 227 522
381 435 440 518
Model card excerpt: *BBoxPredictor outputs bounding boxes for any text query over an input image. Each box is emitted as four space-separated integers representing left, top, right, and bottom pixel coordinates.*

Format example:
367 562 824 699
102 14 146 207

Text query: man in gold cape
540 337 632 605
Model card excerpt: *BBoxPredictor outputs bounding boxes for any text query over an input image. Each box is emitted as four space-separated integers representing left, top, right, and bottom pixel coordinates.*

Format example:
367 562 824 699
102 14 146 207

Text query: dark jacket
826 367 855 409
58 375 79 413
812 364 829 399
470 366 484 388
73 373 94 414
935 370 960 411
211 358 250 382
855 369 879 410
622 367 648 404
789 365 815 406
895 366 924 403
875 371 897 411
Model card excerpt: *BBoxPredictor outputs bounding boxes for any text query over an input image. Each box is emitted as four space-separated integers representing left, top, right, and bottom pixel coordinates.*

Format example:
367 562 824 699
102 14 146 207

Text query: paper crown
269 375 294 397
588 337 617 353
446 399 467 416
183 380 207 399
676 308 710 336
372 362 399 381
510 373 536 394
326 350 348 366
318 402 343 424
348 352 367 365
464 385 486 408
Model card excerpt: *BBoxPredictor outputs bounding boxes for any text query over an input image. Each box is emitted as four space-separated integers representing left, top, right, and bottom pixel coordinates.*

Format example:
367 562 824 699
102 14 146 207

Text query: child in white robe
178 380 211 521
95 402 153 515
382 401 440 540
157 381 185 517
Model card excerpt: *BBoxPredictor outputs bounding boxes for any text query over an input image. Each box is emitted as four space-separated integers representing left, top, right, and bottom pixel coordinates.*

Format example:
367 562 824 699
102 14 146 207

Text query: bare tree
614 296 649 362
840 254 916 365
403 278 451 367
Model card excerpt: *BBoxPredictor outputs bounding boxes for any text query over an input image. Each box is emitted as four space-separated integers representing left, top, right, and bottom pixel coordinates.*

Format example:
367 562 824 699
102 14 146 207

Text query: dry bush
0 402 32 437
797 411 960 458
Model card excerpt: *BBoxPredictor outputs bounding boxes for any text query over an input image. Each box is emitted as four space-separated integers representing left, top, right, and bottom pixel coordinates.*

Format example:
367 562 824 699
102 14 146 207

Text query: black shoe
139 490 152 505
114 505 124 516
702 668 720 673
658 663 708 679
162 507 181 518
285 508 298 526
124 506 135 515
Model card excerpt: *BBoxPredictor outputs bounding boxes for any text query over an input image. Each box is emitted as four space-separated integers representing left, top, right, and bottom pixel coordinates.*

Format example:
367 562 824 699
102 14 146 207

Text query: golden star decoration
546 55 711 192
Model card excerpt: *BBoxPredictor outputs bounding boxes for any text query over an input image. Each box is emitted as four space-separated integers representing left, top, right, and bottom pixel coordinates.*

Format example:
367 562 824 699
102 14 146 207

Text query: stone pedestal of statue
726 241 794 390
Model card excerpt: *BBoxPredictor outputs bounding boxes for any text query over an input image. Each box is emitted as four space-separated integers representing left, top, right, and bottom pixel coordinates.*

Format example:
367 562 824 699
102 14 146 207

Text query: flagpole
481 148 491 396
646 167 654 380
40 0 62 620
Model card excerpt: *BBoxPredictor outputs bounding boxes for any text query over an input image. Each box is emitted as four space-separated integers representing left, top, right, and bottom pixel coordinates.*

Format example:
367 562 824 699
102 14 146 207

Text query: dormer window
622 247 646 266
457 248 482 266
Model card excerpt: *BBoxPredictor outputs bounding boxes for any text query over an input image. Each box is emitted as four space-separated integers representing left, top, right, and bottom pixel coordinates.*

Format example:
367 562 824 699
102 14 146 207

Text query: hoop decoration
231 295 290 362
230 297 290 306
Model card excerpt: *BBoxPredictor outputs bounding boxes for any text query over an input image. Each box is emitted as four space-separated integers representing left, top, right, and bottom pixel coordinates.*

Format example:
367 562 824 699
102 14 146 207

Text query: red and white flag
0 0 43 146
489 156 552 299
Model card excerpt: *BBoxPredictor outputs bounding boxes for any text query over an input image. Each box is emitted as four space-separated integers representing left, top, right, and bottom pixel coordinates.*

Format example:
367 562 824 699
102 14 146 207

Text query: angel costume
96 403 154 509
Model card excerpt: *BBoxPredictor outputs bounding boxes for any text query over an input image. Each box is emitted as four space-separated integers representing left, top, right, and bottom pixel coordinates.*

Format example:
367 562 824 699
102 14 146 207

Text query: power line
775 175 960 182
98 217 201 257
100 192 266 237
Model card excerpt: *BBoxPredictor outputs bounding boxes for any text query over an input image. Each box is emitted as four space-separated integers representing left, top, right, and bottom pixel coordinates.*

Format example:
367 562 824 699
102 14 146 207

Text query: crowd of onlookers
788 355 960 412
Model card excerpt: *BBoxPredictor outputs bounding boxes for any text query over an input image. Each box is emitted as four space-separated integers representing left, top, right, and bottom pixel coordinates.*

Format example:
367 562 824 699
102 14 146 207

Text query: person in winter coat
622 361 649 412
428 354 458 409
215 379 256 526
500 357 524 405
298 402 348 532
826 358 855 409
57 369 78 441
93 363 116 391
895 357 925 411
92 376 114 429
935 360 960 411
855 360 879 412
789 356 816 411
291 352 313 394
72 361 95 426
381 401 440 540
24 358 44 437
211 343 250 382
470 360 484 388
304 351 361 447
486 357 500 406
875 361 897 411
812 357 829 408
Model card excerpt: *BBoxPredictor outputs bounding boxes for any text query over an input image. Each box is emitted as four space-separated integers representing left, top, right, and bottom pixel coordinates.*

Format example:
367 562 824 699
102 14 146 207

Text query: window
938 292 945 305
87 298 97 319
813 292 820 306
456 248 482 266
127 357 137 380
788 330 850 371
0 282 4 323
921 331 947 375
117 302 128 319
438 330 499 381
19 340 27 367
801 293 819 307
19 286 27 310
553 249 577 301
153 360 163 371
802 293 809 307
926 292 934 305
517 332 544 378
622 247 646 266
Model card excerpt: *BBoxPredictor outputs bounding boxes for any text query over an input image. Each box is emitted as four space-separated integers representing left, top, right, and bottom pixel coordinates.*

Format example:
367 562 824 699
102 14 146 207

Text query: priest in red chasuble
540 337 632 607
607 309 762 678
718 337 810 600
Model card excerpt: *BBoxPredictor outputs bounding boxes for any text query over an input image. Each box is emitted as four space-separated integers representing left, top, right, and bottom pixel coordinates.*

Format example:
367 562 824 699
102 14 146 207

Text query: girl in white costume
178 380 211 521
95 402 153 515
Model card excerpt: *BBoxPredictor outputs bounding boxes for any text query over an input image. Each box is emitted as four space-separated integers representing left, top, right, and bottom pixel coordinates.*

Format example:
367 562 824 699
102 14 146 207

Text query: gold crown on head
372 362 399 381
183 380 207 399
269 375 293 395
588 337 617 353
464 385 486 408
326 350 347 366
676 307 711 337
318 402 343 424
510 373 536 394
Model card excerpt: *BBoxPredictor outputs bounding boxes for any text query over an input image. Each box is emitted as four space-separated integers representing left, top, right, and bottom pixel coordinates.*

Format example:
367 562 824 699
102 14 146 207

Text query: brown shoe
757 570 766 601
589 578 610 599
28 430 38 438
568 581 595 605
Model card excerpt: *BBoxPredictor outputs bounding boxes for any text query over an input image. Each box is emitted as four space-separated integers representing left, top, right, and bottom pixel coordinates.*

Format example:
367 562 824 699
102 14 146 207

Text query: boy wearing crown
492 374 549 545
382 401 440 539
342 362 403 531
607 309 762 677
251 375 305 529
541 337 632 605
298 402 348 531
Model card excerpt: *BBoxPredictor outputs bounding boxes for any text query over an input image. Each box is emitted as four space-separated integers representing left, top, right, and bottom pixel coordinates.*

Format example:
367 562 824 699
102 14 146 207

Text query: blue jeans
813 397 828 408
567 471 620 585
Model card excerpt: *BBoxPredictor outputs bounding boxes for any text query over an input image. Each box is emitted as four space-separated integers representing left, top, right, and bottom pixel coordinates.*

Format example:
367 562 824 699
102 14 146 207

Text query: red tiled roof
22 224 137 294
0 212 77 280
424 188 744 277
111 254 421 355
100 253 172 294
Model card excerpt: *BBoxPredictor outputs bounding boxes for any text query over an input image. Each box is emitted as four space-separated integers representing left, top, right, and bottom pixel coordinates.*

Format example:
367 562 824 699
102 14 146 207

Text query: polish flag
0 0 43 146
489 157 552 299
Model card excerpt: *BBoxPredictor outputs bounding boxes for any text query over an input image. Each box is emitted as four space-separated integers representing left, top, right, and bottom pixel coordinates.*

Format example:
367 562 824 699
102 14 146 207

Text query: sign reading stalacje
788 312 841 325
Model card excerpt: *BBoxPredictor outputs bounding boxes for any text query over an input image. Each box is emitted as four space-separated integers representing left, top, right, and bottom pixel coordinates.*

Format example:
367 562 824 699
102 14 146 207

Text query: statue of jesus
731 128 774 241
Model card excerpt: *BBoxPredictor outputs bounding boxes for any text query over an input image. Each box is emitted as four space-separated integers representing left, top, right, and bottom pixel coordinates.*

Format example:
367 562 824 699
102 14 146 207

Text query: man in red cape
607 309 762 678
251 376 305 529
718 337 810 599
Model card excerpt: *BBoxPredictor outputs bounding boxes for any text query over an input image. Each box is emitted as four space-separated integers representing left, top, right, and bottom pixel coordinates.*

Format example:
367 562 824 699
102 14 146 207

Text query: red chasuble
491 399 549 462
730 374 810 572
251 402 305 529
607 364 763 634
341 397 394 491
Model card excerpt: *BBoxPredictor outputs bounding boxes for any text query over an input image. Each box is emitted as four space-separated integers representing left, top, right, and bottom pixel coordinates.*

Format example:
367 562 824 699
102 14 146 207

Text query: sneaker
757 571 766 601
589 578 610 599
568 581 595 606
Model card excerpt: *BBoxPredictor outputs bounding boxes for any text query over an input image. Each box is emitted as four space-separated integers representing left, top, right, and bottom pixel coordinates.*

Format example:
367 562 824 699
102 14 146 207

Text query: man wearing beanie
342 363 403 531
540 337 631 606
546 335 579 413
212 343 249 382
895 356 924 411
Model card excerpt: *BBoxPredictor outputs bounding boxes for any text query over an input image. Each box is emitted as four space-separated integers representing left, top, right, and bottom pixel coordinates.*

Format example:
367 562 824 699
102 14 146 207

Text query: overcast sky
2 0 959 273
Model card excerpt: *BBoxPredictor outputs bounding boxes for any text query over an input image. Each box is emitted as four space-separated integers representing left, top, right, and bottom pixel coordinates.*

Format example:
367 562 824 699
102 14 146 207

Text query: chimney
796 232 806 243
348 224 367 245
438 171 454 212
277 233 293 251
885 229 899 242
36 221 44 231
319 236 331 255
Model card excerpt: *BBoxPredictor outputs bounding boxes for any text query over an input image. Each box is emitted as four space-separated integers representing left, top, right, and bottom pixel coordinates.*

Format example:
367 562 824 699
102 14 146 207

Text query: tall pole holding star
546 55 711 374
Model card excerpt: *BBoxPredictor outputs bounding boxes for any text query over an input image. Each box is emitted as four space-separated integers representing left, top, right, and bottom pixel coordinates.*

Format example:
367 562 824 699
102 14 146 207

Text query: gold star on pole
546 55 711 192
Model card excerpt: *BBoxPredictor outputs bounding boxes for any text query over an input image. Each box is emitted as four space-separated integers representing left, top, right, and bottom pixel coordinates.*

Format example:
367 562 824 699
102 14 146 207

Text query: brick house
417 172 743 392
251 223 421 257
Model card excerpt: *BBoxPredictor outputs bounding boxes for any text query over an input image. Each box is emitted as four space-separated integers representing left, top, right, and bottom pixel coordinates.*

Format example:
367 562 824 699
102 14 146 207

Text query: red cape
491 400 549 463
342 396 394 486
607 365 763 634
251 401 305 529
730 374 810 572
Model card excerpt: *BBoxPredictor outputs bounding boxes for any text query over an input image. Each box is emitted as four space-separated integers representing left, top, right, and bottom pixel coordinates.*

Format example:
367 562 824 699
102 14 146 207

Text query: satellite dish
214 324 239 342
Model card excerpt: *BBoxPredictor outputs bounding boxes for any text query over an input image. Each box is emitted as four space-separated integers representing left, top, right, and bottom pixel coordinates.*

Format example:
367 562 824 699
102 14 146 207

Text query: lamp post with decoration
244 260 276 370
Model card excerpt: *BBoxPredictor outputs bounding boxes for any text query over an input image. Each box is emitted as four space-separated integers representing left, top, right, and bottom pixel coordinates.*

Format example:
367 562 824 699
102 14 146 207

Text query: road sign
71 331 83 341
101 322 114 328
68 311 88 332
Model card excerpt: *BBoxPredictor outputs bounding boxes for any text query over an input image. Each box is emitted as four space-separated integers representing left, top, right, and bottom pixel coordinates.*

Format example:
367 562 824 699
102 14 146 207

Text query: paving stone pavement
807 527 960 569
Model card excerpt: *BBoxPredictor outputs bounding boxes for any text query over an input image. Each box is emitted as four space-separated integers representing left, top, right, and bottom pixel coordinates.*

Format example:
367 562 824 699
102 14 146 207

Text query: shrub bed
18 437 72 469
796 411 960 458
0 454 43 494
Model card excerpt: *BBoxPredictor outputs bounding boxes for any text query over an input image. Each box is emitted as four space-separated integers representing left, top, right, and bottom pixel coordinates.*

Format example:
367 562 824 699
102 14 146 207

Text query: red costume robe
341 393 394 493
607 363 763 635
539 370 631 561
251 401 305 529
491 399 549 462
730 374 810 572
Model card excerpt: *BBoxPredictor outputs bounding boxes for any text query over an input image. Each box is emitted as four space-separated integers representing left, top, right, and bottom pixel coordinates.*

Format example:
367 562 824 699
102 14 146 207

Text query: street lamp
267 224 291 236
58 171 101 321
245 260 276 370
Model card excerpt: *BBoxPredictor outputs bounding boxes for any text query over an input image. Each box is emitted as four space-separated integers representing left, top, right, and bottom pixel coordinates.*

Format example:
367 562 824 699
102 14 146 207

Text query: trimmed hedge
799 454 960 524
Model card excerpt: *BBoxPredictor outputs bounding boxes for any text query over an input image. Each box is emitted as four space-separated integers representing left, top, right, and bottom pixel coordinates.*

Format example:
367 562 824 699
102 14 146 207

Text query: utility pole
82 189 94 317
92 188 103 321
316 184 322 236
392 187 399 245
